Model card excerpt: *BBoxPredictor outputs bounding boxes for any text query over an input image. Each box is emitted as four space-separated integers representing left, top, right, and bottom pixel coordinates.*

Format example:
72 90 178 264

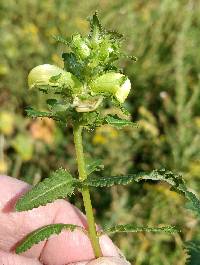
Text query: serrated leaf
103 224 179 234
26 107 55 119
185 241 200 265
62 52 83 80
83 169 200 217
16 169 77 211
89 11 102 35
107 30 124 40
83 174 138 188
16 223 83 254
105 115 137 129
53 35 71 46
133 169 200 217
86 159 104 176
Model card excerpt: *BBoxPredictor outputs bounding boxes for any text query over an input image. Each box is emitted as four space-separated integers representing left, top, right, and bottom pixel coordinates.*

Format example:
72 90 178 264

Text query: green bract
71 34 90 59
90 72 131 103
28 64 82 92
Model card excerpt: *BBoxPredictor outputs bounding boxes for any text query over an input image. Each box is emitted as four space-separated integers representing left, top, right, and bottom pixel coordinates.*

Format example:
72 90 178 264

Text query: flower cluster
28 13 132 116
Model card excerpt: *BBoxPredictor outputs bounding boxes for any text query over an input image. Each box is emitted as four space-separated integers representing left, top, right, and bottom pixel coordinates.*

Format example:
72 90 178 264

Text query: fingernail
87 257 131 265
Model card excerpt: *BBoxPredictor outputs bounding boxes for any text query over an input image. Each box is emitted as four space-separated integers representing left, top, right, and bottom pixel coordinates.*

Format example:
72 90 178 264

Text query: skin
0 175 130 265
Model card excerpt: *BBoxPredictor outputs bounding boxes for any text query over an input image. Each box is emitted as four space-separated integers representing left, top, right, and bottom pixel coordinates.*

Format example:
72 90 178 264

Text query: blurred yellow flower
93 125 118 145
144 183 182 203
188 160 200 177
194 117 200 128
24 23 38 35
0 111 15 136
0 159 7 174
93 134 107 145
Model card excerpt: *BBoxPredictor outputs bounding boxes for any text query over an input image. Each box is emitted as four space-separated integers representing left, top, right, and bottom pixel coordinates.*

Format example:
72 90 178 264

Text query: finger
0 250 42 265
69 257 131 265
0 175 119 265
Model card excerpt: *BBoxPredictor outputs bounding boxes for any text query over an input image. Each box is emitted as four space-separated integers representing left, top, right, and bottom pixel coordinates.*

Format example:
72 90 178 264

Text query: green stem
73 125 102 258
12 156 22 179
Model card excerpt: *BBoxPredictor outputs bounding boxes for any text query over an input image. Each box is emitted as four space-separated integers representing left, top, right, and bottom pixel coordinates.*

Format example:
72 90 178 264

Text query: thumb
0 250 42 265
69 256 131 265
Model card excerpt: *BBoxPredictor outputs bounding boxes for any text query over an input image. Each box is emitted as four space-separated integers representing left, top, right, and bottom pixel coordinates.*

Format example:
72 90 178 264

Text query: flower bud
71 34 90 59
28 64 82 92
90 72 131 103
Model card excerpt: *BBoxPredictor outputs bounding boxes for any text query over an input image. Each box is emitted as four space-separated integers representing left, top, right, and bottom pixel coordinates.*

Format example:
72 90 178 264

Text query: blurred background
0 0 200 264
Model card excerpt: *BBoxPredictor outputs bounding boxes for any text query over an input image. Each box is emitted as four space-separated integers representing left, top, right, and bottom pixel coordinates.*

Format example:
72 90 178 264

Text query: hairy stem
73 125 102 258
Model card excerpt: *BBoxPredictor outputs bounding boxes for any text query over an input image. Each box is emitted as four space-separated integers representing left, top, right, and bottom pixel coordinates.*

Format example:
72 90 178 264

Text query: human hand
0 175 130 265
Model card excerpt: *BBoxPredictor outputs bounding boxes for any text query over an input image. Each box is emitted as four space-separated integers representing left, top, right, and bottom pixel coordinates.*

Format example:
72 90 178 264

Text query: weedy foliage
14 12 200 262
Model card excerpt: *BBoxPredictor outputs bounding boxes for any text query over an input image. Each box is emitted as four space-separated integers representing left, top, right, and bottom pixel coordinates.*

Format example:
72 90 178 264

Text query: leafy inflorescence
26 12 136 130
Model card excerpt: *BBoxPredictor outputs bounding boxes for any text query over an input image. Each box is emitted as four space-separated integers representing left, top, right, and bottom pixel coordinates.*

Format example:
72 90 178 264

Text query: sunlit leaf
16 169 77 211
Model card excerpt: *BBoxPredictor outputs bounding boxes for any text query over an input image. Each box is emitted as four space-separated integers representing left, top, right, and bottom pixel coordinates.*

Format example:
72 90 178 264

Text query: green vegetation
0 1 200 264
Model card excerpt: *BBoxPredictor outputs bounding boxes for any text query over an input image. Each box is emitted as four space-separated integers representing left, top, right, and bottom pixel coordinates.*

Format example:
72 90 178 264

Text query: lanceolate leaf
103 224 179 235
105 115 137 129
16 169 77 211
83 174 138 187
26 107 56 119
133 169 200 217
89 11 103 40
16 223 84 254
53 35 71 46
83 169 200 217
